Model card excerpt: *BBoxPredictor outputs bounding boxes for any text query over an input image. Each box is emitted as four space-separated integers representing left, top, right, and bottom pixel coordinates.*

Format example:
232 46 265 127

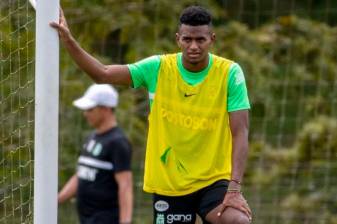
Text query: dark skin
51 10 252 223
176 24 215 72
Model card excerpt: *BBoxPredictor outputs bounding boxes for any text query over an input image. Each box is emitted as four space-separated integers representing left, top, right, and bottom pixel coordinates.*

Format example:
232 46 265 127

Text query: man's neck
182 57 209 73
96 118 117 134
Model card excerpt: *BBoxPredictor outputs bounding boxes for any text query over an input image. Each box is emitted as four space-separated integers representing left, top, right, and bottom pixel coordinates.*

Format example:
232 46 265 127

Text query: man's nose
190 40 198 50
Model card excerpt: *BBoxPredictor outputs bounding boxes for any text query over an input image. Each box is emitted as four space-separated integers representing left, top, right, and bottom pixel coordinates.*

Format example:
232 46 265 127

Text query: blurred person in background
58 84 133 224
52 5 251 224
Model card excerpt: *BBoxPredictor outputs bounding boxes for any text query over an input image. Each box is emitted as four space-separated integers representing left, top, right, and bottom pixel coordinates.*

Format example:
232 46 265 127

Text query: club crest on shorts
154 200 169 212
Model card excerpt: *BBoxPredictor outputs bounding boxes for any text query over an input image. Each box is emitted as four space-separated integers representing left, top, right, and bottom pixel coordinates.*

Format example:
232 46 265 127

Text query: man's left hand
217 191 252 222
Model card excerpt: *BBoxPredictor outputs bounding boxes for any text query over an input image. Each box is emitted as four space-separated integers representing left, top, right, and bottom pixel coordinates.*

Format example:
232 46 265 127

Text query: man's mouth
188 52 201 57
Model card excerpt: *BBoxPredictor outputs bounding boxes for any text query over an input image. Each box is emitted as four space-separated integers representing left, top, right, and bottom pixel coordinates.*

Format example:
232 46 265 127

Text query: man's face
176 24 215 65
83 107 104 128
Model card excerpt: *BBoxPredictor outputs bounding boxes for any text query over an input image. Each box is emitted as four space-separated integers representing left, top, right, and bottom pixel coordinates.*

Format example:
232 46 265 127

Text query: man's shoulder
159 53 178 60
211 53 235 64
106 127 128 142
211 54 235 70
110 128 132 148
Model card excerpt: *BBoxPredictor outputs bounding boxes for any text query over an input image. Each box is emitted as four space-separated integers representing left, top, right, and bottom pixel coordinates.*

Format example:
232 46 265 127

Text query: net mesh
0 0 35 223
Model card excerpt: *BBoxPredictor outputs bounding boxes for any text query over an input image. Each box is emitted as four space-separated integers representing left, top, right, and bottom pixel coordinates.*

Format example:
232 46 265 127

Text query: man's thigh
197 180 229 223
153 193 198 224
206 206 250 224
198 180 250 224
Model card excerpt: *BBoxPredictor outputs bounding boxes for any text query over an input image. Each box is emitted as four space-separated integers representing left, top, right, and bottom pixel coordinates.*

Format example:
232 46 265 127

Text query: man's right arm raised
50 9 132 86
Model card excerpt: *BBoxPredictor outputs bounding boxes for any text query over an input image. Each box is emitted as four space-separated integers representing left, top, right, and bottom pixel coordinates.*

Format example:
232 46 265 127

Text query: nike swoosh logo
184 93 196 97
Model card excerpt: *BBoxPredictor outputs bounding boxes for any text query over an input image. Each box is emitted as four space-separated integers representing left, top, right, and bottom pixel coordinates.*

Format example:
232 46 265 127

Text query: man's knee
220 207 250 224
221 215 250 224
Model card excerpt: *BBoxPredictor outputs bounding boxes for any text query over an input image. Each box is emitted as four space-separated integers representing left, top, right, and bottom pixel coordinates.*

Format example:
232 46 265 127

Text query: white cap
73 84 119 110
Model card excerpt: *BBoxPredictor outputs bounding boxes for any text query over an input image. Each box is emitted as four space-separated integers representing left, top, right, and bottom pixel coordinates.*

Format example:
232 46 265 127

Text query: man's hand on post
49 8 72 42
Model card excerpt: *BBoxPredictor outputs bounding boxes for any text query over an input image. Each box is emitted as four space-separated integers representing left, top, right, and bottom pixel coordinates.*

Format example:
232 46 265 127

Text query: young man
51 5 252 224
58 84 133 224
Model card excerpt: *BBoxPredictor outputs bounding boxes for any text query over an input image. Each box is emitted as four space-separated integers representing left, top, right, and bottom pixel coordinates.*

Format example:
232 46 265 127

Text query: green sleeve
227 63 251 112
127 55 161 93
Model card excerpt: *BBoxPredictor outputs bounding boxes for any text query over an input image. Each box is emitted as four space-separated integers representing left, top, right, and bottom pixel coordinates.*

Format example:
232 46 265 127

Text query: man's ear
211 32 216 42
176 33 181 47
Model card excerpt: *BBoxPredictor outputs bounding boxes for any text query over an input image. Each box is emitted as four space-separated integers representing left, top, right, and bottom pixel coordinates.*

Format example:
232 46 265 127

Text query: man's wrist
228 179 242 191
227 188 242 193
230 179 242 185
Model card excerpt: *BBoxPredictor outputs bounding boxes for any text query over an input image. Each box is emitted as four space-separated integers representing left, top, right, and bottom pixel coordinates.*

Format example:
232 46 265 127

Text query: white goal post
29 0 36 10
33 0 59 223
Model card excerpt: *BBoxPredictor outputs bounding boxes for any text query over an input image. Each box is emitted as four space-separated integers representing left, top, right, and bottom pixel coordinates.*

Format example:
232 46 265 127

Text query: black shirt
76 127 132 216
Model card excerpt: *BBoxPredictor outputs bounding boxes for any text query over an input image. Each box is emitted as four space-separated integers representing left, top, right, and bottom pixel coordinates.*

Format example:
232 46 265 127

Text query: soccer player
51 5 252 224
58 84 133 224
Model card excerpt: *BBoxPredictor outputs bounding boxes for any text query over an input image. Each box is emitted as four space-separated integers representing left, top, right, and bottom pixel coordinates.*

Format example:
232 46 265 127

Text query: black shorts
153 179 229 224
78 210 119 224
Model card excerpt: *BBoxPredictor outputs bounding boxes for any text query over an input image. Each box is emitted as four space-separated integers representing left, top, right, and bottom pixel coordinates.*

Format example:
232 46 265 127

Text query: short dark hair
179 6 212 26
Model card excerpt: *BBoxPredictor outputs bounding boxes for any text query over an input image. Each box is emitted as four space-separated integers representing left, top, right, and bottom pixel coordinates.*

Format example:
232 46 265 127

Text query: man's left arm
217 63 252 220
226 62 251 186
217 110 252 220
229 110 249 187
115 171 133 224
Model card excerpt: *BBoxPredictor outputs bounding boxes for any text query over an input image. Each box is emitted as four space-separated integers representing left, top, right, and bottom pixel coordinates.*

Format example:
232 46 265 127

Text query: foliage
214 16 337 146
246 117 337 223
